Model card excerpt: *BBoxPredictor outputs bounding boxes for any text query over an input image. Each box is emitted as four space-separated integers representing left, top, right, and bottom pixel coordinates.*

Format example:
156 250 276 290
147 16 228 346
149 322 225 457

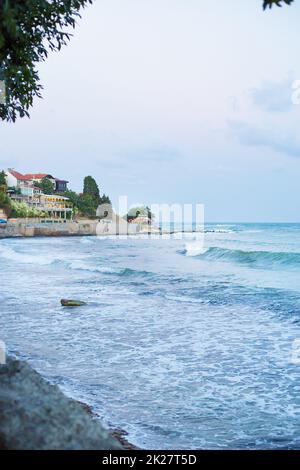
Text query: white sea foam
0 244 57 265
165 294 206 304
184 242 208 257
80 237 96 244
2 224 300 450
68 260 121 274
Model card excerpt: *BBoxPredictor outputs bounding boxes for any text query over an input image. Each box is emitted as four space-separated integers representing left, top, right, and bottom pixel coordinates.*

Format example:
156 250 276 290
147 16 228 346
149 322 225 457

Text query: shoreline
0 354 137 450
76 400 139 450
0 218 203 240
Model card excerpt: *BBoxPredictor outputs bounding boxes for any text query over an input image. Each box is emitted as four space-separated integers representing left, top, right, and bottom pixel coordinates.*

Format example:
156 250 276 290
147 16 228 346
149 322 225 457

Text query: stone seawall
0 220 99 238
0 218 160 238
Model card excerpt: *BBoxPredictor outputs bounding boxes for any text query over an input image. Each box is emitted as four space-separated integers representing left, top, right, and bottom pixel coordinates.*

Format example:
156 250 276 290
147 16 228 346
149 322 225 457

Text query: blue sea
1 223 300 449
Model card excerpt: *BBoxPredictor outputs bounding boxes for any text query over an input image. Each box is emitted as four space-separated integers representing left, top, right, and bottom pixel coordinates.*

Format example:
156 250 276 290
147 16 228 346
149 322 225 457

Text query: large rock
61 299 87 307
0 356 121 450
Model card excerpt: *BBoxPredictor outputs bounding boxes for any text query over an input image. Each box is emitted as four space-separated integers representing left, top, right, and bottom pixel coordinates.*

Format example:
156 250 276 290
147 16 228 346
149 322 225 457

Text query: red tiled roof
132 216 151 223
8 169 67 183
8 169 30 181
8 169 56 181
24 173 51 179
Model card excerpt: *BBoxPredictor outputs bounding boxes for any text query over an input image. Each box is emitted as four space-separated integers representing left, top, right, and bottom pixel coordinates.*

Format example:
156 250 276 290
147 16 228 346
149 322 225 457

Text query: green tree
263 0 294 8
0 169 10 216
126 205 153 222
77 193 96 217
0 1 293 123
62 190 79 207
100 193 111 205
0 190 11 217
9 199 45 218
62 187 112 217
0 170 6 185
83 176 100 204
35 178 54 194
0 186 10 203
0 0 93 122
83 175 103 214
10 200 28 217
61 189 79 216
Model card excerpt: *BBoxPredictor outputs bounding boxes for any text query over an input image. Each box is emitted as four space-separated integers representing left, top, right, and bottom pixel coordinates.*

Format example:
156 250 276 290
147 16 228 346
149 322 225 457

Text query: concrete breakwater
0 217 162 238
0 219 101 238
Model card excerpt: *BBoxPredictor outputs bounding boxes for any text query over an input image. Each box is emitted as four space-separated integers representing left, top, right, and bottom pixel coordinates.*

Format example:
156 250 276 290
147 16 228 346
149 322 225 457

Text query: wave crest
198 247 300 268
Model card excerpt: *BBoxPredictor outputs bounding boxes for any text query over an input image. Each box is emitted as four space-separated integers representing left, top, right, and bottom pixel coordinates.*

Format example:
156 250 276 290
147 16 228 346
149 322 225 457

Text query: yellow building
39 194 73 219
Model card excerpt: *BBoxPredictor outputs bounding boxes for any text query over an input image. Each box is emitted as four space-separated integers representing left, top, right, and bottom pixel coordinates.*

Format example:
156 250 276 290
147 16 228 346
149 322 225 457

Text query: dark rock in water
60 299 87 307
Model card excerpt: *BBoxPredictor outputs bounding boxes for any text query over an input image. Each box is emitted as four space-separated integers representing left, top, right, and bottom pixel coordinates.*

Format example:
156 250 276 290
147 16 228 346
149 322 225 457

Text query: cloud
228 76 300 158
249 76 293 113
229 120 300 158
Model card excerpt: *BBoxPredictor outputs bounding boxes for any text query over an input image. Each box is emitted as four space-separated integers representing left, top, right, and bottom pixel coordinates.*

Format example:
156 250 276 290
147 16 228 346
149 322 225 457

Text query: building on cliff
5 169 73 220
6 169 69 193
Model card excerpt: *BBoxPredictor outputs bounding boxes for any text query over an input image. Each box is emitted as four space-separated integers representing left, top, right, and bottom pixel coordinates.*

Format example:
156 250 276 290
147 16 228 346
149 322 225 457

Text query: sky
1 0 300 222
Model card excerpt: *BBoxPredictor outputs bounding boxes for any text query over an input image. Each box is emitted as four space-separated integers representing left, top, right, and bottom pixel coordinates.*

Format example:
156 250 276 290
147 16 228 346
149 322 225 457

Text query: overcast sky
1 0 300 222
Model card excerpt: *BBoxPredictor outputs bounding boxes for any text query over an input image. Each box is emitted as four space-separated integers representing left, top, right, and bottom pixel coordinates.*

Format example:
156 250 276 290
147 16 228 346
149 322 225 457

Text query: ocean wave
0 244 60 266
197 247 300 268
183 242 209 257
119 267 152 277
67 261 153 277
0 243 90 267
67 260 121 274
165 294 207 304
0 243 154 278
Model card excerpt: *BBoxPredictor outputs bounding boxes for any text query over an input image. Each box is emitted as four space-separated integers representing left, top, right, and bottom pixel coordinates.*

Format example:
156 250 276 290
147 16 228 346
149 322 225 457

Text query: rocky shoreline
0 355 135 450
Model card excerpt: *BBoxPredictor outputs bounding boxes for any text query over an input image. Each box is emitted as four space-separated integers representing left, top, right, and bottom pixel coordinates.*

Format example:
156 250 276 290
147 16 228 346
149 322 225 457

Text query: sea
1 223 300 449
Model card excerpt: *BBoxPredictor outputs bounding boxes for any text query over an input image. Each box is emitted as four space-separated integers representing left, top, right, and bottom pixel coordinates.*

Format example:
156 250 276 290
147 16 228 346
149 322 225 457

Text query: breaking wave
0 243 59 266
197 247 300 268
0 243 153 277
